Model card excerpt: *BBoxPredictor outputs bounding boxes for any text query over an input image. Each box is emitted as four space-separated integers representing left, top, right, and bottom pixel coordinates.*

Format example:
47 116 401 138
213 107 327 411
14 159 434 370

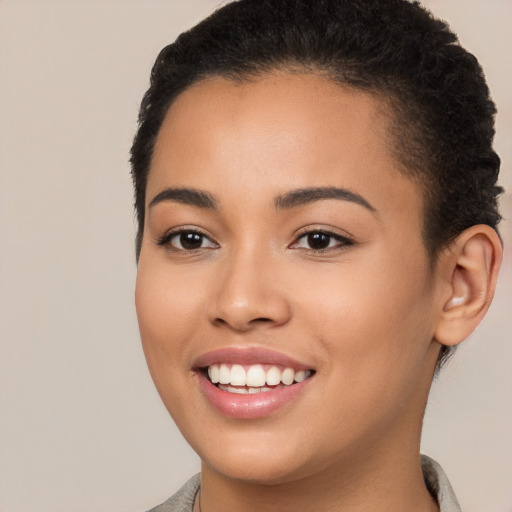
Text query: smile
194 349 315 418
206 363 312 394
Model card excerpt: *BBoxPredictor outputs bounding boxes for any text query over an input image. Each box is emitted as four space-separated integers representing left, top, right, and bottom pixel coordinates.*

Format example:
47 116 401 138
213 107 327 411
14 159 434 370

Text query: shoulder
145 474 200 512
421 455 461 512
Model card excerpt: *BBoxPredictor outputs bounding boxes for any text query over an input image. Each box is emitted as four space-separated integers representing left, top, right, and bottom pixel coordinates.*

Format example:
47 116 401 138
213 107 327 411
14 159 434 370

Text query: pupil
308 233 330 249
180 232 202 249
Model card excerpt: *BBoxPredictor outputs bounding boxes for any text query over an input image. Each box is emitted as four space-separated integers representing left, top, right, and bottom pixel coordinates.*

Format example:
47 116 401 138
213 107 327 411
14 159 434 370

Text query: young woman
130 1 503 511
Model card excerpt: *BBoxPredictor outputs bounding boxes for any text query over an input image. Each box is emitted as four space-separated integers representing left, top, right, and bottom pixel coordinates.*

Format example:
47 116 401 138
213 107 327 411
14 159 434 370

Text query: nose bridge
208 241 291 330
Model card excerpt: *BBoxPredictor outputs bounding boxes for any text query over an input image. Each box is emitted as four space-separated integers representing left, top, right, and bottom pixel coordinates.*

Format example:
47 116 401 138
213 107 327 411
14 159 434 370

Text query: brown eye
291 230 354 252
178 232 205 250
306 232 332 250
158 229 218 251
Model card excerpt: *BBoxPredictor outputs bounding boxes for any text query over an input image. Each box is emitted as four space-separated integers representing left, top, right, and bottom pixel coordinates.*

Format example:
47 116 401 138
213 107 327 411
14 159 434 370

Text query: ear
434 224 502 346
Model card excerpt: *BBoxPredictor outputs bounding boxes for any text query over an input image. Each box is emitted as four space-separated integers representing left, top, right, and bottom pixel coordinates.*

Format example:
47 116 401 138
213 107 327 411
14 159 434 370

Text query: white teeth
208 365 220 384
281 367 295 385
294 370 307 382
219 384 273 394
246 365 266 387
266 366 281 386
219 385 249 394
219 363 231 384
207 363 313 389
230 364 246 386
248 386 272 393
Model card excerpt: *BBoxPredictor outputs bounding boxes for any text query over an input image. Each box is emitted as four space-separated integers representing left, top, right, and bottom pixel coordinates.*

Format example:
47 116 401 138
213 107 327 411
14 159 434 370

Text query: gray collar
148 456 461 512
421 454 462 512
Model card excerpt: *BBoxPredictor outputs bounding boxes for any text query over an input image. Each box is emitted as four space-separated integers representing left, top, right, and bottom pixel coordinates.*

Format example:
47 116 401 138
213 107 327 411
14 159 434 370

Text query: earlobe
434 225 502 347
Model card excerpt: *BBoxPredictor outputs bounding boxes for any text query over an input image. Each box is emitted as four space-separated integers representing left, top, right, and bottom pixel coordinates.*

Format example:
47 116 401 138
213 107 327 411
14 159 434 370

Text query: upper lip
193 347 314 371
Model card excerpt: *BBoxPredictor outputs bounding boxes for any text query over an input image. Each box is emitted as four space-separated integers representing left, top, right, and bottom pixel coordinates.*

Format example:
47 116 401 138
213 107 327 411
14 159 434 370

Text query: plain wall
0 1 510 511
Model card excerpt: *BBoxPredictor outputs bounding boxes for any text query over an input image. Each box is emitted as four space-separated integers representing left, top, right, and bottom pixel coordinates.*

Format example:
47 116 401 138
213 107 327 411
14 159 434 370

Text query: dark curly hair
130 0 502 369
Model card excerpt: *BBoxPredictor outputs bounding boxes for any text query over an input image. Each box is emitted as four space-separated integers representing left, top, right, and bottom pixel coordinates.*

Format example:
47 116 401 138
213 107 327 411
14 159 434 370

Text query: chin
187 426 316 484
203 453 311 486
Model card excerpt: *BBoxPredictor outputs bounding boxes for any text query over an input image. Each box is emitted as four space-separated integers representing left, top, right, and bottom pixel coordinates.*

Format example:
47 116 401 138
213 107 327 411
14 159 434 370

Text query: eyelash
156 228 354 253
291 228 355 252
156 228 218 252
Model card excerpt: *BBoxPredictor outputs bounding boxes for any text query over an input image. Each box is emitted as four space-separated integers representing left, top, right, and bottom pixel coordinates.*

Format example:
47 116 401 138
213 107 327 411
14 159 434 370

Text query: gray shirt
147 454 461 512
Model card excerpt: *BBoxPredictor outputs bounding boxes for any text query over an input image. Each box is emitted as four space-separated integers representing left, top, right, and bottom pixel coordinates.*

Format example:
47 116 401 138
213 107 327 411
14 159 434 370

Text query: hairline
138 65 441 263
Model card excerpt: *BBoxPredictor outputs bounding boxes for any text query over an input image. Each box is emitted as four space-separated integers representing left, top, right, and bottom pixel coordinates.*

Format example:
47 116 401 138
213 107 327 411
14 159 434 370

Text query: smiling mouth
203 363 315 394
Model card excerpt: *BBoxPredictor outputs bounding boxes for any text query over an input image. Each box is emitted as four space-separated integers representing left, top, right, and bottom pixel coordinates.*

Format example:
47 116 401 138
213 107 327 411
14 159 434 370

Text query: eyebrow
274 186 376 212
149 187 218 210
148 185 375 214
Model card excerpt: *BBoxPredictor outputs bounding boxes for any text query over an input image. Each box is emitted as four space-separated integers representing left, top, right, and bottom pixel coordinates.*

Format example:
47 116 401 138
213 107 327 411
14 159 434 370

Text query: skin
135 73 502 512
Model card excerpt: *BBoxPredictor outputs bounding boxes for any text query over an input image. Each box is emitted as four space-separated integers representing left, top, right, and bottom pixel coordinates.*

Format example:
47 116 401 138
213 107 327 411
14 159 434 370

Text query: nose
207 249 292 332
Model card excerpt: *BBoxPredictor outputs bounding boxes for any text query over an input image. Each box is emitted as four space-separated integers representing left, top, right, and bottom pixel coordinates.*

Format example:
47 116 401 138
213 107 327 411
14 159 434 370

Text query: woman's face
136 73 443 484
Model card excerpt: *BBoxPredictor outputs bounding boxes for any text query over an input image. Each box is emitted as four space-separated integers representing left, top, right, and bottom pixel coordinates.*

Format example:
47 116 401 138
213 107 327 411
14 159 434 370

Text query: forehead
149 72 423 223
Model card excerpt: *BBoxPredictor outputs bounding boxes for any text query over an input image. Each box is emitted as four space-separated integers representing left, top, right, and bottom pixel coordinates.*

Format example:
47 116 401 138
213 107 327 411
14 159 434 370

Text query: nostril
213 316 274 331
208 288 292 330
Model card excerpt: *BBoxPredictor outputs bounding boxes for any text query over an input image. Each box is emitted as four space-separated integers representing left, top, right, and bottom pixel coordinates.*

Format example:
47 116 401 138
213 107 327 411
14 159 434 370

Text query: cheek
134 259 209 429
135 259 201 374
295 249 435 394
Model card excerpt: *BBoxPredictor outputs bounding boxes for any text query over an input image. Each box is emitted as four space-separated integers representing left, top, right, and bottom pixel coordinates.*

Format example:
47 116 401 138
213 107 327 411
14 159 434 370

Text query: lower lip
197 371 312 419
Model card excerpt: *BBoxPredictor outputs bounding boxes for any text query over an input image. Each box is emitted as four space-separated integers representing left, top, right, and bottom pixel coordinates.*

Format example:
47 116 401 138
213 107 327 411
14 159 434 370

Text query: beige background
0 1 510 511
